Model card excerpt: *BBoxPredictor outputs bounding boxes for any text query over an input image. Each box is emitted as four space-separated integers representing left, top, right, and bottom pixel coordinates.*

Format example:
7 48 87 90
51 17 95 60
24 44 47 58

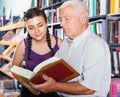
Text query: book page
10 66 33 79
33 57 60 73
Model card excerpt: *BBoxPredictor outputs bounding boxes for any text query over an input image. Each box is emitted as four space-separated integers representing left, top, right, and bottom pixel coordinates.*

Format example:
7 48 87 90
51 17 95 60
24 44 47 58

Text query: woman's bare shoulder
50 35 63 47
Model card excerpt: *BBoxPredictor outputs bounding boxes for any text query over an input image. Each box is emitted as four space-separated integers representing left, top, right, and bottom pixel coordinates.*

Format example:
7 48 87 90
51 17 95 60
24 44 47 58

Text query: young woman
11 7 62 97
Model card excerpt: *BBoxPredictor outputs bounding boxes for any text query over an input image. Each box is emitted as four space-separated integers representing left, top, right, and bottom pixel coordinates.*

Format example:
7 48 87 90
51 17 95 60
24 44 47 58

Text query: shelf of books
37 0 120 96
0 18 27 96
40 0 120 97
85 0 120 96
40 0 66 39
0 0 119 96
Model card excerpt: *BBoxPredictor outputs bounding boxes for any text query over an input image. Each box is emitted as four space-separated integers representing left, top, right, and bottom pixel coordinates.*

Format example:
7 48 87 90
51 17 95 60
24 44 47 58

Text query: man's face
60 5 82 39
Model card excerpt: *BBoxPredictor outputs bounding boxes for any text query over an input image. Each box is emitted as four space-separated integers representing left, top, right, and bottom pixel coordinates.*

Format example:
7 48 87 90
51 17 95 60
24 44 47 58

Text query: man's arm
30 74 95 95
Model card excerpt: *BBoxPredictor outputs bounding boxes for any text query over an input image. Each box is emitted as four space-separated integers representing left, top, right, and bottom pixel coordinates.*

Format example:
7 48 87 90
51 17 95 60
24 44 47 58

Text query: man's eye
59 18 62 22
65 18 69 21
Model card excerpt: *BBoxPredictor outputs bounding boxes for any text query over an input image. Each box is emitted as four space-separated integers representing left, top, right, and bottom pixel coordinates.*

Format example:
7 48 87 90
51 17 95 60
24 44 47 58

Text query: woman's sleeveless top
24 36 59 71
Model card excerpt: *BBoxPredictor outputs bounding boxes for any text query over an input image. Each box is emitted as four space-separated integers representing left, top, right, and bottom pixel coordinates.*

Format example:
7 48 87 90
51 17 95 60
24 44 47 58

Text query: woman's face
26 16 47 41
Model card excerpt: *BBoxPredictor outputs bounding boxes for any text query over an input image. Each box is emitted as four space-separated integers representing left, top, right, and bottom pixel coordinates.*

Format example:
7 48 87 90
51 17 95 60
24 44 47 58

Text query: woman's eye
38 24 43 27
29 28 33 30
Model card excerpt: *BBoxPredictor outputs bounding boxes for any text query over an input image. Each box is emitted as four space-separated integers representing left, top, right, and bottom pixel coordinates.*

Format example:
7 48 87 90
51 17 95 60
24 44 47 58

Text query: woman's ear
25 23 29 31
47 18 49 24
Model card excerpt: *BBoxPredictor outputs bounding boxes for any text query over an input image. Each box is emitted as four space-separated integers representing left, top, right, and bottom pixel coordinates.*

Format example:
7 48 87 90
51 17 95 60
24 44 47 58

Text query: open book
10 57 80 84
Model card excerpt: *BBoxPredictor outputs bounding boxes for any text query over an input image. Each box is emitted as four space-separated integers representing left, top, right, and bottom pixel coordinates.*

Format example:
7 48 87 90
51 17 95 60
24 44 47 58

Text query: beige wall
0 0 32 18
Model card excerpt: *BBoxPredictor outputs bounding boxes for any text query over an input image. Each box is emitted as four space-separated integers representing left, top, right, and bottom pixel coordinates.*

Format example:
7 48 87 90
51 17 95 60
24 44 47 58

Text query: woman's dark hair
23 7 55 60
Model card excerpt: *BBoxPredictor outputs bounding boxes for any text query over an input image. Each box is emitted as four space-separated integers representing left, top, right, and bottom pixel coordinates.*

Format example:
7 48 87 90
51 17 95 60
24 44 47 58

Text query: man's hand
27 84 41 95
30 74 58 93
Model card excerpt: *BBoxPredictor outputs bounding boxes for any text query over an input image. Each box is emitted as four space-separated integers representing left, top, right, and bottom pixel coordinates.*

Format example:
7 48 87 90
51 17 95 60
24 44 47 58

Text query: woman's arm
11 40 40 95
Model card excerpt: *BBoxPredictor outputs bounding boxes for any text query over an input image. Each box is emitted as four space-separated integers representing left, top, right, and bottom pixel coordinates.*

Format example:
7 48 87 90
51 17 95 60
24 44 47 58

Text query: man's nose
60 20 65 27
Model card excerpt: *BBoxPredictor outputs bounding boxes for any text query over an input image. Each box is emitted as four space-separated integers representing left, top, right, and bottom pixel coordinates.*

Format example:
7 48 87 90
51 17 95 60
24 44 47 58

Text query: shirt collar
66 38 73 46
67 26 92 46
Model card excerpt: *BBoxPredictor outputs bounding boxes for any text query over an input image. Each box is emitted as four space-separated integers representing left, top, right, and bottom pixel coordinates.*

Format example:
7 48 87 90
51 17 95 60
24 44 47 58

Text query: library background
0 0 119 97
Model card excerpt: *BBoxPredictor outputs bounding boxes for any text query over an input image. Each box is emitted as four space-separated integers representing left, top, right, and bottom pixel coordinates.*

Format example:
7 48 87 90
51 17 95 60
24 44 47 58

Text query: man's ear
80 13 87 24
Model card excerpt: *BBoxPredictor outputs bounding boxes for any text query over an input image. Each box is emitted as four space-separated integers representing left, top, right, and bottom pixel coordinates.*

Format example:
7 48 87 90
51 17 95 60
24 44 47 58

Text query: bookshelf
0 19 26 96
0 19 26 73
106 0 120 82
87 0 120 97
81 0 120 80
0 22 26 63
0 0 119 96
38 0 120 97
38 0 110 40
0 21 26 61
84 0 120 96
39 0 65 39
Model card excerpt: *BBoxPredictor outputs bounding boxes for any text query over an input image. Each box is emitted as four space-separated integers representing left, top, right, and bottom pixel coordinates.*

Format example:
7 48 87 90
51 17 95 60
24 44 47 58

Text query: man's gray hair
60 0 88 16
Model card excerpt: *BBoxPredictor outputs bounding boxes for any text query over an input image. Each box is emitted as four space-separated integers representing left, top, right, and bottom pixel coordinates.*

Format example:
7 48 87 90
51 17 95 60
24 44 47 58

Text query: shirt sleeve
79 41 111 91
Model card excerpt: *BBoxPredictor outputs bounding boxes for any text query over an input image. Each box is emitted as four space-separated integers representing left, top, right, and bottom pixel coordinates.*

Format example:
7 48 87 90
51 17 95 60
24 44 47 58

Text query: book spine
111 79 120 97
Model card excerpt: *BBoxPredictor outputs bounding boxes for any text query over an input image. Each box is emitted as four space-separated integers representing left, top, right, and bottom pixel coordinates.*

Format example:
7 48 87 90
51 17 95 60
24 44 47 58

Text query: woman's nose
35 27 39 33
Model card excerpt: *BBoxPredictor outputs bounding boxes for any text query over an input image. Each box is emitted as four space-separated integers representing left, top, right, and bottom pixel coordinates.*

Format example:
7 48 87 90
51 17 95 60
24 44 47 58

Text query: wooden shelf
0 68 14 79
0 40 18 46
0 21 25 32
0 93 4 97
0 55 12 61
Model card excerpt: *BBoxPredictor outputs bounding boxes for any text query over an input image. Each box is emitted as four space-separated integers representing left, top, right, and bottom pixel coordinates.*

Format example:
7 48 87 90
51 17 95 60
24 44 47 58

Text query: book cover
3 91 20 97
1 79 15 90
100 0 107 15
116 48 120 74
110 0 115 14
101 19 107 41
2 31 15 41
112 51 119 74
10 57 80 84
111 78 120 97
